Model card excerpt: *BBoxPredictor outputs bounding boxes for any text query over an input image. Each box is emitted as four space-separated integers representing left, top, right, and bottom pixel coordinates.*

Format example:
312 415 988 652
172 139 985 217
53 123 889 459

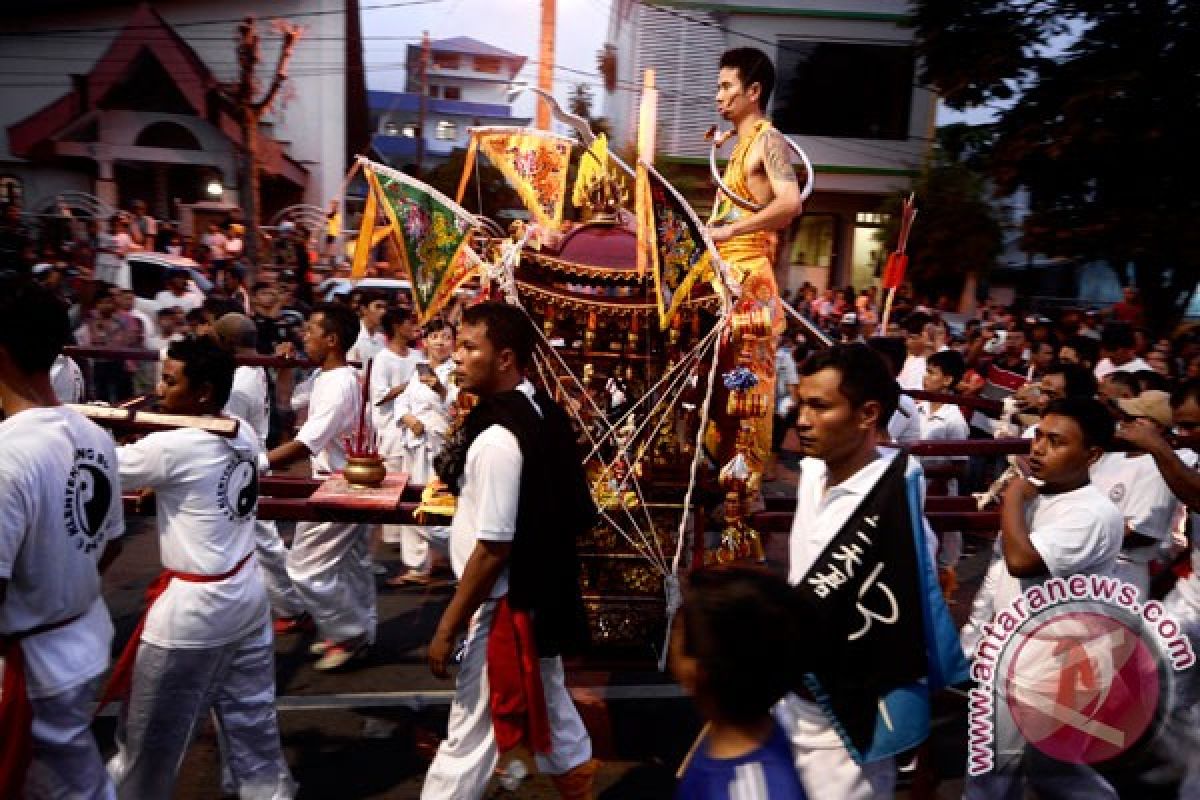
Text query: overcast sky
361 0 613 118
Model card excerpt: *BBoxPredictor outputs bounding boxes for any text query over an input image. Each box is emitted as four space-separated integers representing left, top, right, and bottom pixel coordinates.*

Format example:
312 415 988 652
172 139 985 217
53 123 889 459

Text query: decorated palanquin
345 100 786 655
516 215 721 650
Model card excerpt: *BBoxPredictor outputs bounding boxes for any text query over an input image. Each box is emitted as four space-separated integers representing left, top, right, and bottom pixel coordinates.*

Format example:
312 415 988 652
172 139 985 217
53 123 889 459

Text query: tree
912 0 1200 331
566 83 612 141
423 149 521 223
233 16 302 264
878 127 1004 305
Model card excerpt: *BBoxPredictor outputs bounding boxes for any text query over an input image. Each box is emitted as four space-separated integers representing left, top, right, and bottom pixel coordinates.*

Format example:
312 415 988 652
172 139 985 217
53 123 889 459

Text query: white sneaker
313 639 368 671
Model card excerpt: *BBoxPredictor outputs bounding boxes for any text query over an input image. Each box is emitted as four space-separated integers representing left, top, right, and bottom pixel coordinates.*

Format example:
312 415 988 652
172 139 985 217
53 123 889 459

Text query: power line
0 1 444 38
0 5 933 154
629 1 934 94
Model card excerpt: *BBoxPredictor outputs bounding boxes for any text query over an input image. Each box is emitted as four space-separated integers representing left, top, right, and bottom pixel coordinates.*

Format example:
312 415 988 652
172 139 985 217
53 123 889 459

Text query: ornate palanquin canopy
518 220 718 319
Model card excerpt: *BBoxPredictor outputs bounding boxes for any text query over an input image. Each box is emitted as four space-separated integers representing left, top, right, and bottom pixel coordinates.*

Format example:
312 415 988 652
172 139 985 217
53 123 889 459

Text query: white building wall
0 0 349 208
605 0 934 195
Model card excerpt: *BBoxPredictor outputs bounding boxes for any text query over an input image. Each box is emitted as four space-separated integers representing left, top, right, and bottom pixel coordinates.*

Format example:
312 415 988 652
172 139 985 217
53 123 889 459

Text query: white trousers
1164 589 1200 798
108 622 295 800
383 524 450 575
774 693 896 800
421 601 592 800
286 521 375 643
24 679 115 800
255 519 306 619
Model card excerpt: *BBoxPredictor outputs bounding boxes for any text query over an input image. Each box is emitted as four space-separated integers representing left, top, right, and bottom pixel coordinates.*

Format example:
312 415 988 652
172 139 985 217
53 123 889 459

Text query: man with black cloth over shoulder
421 302 597 800
781 343 966 799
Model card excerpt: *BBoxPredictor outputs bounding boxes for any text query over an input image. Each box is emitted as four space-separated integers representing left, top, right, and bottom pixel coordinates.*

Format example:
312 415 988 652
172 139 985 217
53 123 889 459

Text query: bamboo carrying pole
68 405 240 437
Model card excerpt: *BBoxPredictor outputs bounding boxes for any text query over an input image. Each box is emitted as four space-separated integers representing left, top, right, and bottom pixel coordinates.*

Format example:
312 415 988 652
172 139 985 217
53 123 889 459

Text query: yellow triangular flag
572 133 609 209
349 181 377 279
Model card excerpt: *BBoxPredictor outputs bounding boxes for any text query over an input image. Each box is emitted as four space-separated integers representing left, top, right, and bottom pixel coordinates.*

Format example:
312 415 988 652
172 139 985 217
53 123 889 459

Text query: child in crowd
671 566 807 799
386 363 452 586
918 349 970 492
918 349 970 593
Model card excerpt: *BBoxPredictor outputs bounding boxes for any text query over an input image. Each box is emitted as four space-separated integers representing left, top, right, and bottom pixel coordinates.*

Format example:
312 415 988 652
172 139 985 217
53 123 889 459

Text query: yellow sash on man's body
709 118 783 481
713 119 779 275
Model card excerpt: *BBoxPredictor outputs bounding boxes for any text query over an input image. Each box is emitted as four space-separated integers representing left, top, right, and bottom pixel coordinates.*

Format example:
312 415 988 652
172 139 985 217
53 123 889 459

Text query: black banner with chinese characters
794 453 927 754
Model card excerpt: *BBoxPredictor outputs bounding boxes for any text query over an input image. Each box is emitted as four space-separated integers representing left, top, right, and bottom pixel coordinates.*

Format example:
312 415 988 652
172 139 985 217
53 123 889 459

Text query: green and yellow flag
362 159 477 324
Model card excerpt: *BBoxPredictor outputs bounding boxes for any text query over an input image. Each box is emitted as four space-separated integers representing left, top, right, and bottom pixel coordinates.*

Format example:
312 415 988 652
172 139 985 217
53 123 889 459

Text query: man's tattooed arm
764 130 800 187
708 129 803 241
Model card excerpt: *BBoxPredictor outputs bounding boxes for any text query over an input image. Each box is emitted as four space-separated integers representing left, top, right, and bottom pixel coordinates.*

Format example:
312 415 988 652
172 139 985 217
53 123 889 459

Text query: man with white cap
1089 389 1183 597
1111 381 1200 792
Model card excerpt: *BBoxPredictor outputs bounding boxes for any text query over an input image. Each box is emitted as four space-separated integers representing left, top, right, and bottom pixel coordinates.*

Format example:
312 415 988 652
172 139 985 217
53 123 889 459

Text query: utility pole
415 31 430 178
537 0 556 130
234 16 302 264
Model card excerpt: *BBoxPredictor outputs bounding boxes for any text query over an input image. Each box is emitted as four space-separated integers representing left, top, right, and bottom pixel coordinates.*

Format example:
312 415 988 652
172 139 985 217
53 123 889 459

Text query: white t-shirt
1168 450 1200 611
348 323 387 367
775 347 799 415
897 355 927 391
1094 356 1153 381
395 378 452 484
117 424 268 649
918 400 969 443
993 483 1124 611
50 354 85 403
0 407 124 697
370 347 426 454
433 358 457 407
888 393 922 444
1090 452 1181 557
449 381 538 598
94 232 124 285
153 289 203 313
296 366 361 477
225 365 272 448
917 401 969 491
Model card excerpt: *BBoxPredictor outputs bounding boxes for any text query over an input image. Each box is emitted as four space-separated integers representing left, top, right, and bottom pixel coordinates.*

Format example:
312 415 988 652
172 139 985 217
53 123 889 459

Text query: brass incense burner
344 454 386 488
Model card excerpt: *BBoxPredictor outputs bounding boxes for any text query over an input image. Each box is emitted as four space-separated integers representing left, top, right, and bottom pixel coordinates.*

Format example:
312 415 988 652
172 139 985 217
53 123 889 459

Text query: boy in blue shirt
671 566 807 799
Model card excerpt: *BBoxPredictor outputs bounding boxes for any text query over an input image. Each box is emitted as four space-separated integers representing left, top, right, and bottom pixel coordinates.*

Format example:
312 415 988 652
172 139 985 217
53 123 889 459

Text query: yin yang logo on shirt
64 448 114 553
217 458 259 521
1108 483 1126 504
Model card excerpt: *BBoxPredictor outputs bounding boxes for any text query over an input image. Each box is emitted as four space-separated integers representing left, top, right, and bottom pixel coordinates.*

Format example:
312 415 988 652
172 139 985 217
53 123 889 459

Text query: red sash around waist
0 612 85 797
96 551 255 711
486 596 552 755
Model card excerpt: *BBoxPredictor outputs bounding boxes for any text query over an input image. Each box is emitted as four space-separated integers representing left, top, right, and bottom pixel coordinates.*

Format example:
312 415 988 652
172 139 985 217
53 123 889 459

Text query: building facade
0 0 366 230
368 37 528 169
604 0 935 292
